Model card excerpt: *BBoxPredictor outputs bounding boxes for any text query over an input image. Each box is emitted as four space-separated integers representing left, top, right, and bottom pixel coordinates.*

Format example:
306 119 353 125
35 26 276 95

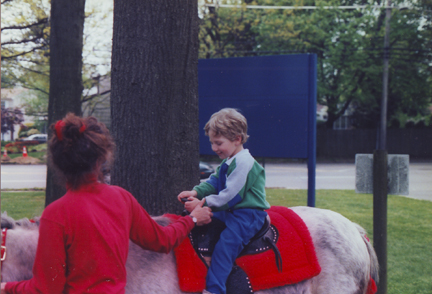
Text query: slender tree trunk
9 125 14 141
111 1 199 215
45 0 86 206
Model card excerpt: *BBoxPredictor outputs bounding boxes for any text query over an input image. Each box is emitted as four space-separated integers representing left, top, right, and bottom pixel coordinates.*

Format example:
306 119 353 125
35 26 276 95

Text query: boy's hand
184 197 202 212
177 190 197 202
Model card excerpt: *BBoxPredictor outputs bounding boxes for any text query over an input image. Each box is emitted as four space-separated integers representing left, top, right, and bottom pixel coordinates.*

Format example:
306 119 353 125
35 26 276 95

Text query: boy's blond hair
204 108 249 144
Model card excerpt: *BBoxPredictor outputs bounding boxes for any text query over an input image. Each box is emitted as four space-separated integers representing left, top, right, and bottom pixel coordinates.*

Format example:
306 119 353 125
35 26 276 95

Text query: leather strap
1 228 7 266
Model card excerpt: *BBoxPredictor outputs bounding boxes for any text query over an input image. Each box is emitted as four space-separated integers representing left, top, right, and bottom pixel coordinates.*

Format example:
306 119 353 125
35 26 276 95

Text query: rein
1 228 7 266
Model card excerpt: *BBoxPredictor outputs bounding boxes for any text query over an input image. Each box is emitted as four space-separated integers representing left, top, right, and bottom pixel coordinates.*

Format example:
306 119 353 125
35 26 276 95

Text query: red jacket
5 181 194 294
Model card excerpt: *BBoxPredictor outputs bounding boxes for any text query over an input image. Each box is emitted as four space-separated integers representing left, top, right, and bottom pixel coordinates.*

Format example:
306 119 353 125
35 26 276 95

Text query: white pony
1 206 378 294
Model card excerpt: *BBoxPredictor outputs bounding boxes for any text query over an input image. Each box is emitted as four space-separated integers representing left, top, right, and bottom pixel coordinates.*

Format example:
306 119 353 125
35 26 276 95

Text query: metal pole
379 1 391 151
373 149 388 294
374 2 391 294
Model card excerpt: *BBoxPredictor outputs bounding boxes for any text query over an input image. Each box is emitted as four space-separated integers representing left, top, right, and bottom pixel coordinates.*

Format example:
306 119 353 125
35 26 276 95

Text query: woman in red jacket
1 113 212 294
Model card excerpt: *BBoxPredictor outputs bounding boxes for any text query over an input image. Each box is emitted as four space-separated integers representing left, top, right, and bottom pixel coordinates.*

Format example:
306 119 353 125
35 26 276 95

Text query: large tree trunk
45 0 86 206
111 1 199 215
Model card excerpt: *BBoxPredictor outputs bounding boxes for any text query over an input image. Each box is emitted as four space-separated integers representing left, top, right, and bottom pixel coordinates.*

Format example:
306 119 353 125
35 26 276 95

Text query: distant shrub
5 141 39 153
5 143 19 153
1 141 13 147
27 128 40 136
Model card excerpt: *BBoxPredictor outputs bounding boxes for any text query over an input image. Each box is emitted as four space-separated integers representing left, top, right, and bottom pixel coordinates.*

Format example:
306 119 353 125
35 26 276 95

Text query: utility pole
374 1 391 293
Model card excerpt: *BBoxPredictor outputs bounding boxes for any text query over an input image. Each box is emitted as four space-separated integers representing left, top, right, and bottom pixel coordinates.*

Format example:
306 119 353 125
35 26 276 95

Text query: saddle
171 206 321 293
187 214 283 293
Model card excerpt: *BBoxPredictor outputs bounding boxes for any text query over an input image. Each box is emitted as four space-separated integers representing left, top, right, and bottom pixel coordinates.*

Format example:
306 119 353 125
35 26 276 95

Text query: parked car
199 161 215 179
23 134 48 143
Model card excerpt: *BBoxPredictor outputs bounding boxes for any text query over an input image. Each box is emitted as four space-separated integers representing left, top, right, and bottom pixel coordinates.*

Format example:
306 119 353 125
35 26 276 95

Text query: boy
177 108 270 294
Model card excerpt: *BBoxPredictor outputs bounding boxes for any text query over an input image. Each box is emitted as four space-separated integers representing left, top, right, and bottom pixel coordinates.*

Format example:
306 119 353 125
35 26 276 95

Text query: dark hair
48 113 115 190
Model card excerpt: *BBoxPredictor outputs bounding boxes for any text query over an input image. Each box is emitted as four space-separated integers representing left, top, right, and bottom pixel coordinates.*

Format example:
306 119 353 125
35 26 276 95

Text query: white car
23 134 48 143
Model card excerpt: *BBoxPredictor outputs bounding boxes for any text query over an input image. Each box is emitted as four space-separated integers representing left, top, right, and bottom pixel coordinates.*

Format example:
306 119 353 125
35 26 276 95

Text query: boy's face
208 130 243 160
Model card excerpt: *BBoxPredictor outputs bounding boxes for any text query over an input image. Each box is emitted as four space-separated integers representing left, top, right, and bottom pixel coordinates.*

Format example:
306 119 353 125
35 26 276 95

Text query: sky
84 0 114 76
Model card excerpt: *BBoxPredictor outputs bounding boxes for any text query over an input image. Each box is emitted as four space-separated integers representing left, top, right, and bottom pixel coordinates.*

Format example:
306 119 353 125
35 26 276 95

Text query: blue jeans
206 209 267 294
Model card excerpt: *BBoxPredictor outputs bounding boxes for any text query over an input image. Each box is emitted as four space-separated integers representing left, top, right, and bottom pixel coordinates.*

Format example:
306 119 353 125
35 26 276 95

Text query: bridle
1 228 7 266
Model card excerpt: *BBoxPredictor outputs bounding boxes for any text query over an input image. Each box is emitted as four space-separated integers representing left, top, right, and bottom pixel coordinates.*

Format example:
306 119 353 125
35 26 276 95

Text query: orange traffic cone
1 148 11 162
23 146 28 157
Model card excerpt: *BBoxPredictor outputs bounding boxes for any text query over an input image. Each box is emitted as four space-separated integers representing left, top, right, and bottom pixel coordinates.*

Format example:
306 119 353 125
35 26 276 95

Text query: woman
1 113 212 294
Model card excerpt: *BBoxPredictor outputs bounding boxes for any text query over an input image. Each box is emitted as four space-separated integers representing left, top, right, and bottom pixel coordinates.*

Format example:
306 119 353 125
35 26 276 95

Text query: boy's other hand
177 190 197 202
184 197 201 212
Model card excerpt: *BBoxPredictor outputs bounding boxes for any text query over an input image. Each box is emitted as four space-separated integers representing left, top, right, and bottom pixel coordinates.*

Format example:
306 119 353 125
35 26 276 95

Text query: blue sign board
198 54 317 206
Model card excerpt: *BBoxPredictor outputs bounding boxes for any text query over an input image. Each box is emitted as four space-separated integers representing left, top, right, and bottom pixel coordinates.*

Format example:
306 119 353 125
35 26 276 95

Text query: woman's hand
1 282 7 294
189 199 212 226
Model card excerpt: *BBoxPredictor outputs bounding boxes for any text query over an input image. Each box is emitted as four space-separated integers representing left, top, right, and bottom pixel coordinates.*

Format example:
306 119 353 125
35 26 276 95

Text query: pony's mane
1 212 15 229
152 215 173 227
1 212 40 230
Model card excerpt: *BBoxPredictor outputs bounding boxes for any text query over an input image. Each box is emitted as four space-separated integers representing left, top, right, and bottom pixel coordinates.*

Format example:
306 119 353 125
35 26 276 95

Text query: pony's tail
354 224 379 289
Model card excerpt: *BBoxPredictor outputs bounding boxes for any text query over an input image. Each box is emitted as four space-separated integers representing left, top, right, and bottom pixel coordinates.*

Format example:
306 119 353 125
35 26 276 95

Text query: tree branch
335 71 366 118
1 45 46 60
1 17 49 32
1 35 45 45
17 63 49 77
22 84 49 96
81 90 111 103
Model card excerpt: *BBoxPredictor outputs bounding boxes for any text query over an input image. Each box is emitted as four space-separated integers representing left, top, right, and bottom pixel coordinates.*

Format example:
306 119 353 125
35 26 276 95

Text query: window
333 115 351 130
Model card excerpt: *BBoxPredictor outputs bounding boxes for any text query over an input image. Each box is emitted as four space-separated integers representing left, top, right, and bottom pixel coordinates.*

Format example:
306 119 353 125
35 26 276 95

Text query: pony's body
1 206 378 294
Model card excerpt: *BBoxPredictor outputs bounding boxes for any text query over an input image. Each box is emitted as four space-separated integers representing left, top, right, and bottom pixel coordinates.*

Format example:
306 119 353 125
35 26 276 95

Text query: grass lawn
1 189 431 293
1 191 46 219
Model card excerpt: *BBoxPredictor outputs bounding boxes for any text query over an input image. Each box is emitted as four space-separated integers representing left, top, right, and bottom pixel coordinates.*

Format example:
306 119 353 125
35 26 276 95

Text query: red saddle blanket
166 206 321 292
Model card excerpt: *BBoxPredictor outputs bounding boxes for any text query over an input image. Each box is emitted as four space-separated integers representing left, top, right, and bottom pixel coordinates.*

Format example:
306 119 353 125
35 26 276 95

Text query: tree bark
111 1 199 215
45 0 86 206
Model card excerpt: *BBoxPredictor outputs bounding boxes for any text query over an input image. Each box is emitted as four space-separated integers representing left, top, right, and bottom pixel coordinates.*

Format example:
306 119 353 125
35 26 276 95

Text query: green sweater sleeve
193 181 217 199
